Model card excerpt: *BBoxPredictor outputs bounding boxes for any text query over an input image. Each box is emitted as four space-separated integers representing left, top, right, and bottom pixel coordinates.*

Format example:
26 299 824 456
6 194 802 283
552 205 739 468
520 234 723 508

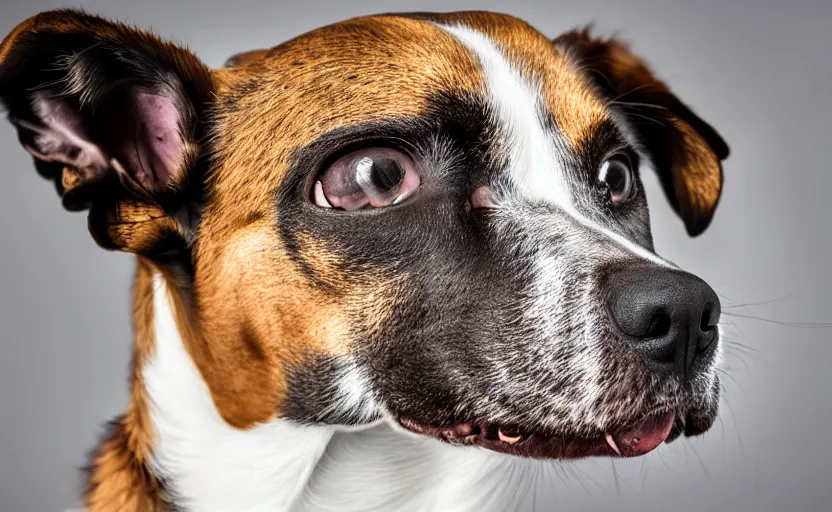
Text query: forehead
206 11 609 217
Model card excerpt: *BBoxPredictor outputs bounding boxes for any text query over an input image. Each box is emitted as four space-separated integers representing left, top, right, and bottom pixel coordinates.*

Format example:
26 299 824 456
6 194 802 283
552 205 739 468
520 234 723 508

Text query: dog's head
0 10 728 459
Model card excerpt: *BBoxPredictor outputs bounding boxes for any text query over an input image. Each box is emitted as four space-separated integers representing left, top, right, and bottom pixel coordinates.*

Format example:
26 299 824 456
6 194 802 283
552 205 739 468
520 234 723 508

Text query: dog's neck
138 267 557 511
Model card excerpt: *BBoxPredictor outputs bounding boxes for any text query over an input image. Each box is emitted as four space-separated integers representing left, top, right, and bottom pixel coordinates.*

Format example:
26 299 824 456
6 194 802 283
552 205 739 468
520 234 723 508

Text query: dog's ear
0 10 213 253
555 28 729 236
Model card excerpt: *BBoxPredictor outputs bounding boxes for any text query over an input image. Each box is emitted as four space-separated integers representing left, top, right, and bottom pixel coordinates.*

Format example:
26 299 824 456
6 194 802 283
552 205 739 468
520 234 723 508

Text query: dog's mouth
397 411 678 459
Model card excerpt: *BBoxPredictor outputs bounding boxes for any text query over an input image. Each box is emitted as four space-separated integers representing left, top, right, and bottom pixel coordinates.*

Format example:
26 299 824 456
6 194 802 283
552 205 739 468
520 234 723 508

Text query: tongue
616 412 676 456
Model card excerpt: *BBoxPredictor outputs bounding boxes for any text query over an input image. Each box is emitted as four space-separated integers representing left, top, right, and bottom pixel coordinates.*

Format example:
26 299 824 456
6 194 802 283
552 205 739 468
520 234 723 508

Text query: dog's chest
145 275 552 511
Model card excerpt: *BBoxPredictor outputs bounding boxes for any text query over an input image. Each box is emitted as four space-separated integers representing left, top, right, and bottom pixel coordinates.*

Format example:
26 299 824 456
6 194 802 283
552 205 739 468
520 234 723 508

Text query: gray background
0 0 830 510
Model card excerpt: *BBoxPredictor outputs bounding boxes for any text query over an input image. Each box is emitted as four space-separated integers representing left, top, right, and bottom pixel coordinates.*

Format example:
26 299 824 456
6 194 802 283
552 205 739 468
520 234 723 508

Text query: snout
607 265 721 380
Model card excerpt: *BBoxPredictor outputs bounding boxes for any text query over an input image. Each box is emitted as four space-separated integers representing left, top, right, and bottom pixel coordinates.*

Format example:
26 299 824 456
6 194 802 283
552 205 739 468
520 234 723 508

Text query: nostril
645 311 671 338
698 306 719 353
700 307 716 333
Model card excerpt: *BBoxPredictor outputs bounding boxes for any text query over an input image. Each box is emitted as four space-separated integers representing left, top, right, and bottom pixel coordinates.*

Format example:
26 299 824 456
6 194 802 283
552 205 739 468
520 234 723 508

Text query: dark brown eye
598 155 634 206
313 147 420 210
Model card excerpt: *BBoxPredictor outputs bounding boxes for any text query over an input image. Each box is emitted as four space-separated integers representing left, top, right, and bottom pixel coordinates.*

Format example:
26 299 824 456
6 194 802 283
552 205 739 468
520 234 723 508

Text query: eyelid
608 147 639 170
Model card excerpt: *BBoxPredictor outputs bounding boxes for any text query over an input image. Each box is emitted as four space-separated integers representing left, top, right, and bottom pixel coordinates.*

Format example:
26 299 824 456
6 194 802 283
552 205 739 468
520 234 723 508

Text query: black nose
607 265 721 379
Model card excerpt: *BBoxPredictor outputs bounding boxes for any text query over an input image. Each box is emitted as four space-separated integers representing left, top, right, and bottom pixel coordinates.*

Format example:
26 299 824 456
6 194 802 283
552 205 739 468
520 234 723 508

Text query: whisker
719 364 751 373
656 446 673 473
531 464 540 512
617 110 665 127
721 343 766 367
568 462 603 491
723 311 832 329
721 339 763 356
687 438 712 479
583 67 618 93
505 463 524 507
607 100 670 112
564 462 593 496
606 83 655 103
639 452 652 493
720 350 753 370
720 385 747 460
717 368 746 392
532 465 548 512
721 293 797 308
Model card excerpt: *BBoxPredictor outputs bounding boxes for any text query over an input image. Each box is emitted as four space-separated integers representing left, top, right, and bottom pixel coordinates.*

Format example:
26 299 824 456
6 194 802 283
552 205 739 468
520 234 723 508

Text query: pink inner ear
129 91 185 189
14 94 110 180
15 88 189 194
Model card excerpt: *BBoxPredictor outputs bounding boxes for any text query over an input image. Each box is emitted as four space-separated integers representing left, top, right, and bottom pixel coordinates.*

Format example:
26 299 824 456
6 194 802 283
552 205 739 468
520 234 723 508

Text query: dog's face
0 11 728 459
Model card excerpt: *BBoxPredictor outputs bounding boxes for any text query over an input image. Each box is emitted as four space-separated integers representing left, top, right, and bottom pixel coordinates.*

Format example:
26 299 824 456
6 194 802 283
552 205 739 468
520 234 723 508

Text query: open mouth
398 412 677 459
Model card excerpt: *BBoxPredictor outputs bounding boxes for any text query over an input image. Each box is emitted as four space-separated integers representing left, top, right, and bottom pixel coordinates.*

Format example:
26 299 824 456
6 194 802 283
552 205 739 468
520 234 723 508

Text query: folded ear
555 28 729 236
0 9 213 252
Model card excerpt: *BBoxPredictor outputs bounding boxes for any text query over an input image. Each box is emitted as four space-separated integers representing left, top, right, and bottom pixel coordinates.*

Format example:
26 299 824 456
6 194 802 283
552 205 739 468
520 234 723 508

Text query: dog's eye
598 155 634 206
313 148 420 210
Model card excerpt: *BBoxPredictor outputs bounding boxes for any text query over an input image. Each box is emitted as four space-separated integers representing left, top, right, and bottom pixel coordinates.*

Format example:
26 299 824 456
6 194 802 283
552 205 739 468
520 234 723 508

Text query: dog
0 9 729 511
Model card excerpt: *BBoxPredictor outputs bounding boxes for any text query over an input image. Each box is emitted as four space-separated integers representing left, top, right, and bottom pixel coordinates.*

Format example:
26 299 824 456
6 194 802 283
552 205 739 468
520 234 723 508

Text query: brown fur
84 258 165 510
427 12 609 149
554 28 728 235
0 10 727 509
191 15 486 426
224 48 270 68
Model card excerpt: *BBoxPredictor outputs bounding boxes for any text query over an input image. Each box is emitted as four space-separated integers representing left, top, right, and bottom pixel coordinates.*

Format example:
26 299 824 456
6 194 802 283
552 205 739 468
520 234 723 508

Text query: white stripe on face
437 23 672 268
438 24 571 208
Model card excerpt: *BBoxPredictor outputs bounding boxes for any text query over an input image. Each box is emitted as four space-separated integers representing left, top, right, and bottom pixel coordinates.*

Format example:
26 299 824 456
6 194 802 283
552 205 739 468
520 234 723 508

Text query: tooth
314 181 333 208
497 428 522 444
605 432 622 455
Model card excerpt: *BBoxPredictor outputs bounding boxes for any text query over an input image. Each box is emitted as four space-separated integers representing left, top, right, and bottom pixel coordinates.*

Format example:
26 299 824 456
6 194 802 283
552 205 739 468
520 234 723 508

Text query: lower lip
399 412 677 460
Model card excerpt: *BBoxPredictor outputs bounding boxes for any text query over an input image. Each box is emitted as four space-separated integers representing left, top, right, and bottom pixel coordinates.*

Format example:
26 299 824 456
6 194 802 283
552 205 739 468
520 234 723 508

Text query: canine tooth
497 428 522 444
314 181 333 208
605 432 622 456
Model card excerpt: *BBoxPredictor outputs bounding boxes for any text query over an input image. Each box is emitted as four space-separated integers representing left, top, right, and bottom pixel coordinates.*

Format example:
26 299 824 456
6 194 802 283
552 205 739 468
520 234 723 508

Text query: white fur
145 273 569 511
435 24 675 436
438 24 671 269
329 360 380 423
295 424 547 512
145 274 334 511
439 24 572 209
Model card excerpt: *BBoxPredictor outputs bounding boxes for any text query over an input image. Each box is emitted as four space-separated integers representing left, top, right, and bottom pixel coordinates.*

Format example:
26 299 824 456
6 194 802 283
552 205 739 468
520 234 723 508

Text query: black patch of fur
277 90 541 425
